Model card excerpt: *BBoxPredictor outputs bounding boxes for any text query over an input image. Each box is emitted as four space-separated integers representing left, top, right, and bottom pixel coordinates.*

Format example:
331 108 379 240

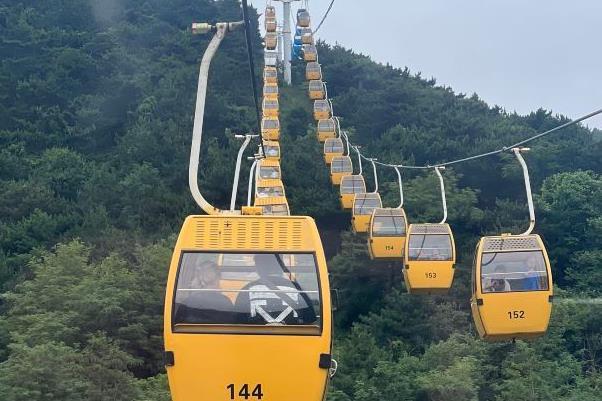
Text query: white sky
262 0 602 129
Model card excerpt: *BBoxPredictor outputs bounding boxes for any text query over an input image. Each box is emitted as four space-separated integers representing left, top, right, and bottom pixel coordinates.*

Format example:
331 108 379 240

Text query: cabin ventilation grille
483 236 540 252
192 217 308 251
410 224 450 235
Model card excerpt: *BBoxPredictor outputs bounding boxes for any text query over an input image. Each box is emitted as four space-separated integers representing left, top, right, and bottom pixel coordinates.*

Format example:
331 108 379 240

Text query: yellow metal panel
306 70 321 81
402 260 455 294
330 171 349 185
340 193 354 209
324 151 342 165
369 237 406 260
261 130 280 141
317 130 336 142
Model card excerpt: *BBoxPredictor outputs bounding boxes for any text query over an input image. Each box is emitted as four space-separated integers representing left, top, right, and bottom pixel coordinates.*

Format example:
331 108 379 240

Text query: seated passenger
522 257 542 290
484 265 511 293
234 254 316 325
175 261 234 324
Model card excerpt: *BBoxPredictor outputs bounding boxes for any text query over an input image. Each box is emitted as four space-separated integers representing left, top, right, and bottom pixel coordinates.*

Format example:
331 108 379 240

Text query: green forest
0 0 601 400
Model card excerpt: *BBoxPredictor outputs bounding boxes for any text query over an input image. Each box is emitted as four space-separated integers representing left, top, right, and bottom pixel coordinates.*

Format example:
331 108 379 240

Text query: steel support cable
241 0 265 156
313 0 335 34
348 107 602 170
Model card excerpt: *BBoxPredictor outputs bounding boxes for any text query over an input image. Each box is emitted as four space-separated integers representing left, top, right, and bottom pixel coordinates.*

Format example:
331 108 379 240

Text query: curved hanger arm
513 147 535 235
247 158 258 206
435 166 448 224
230 135 255 211
353 146 363 175
189 22 242 215
394 166 404 208
371 158 379 193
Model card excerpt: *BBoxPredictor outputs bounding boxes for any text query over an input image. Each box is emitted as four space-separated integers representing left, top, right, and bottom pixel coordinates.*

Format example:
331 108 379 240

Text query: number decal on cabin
227 384 263 400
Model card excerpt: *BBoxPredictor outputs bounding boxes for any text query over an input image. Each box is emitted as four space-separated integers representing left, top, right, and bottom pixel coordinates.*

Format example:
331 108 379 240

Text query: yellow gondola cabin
262 141 280 161
317 118 337 142
470 234 553 341
261 117 280 141
263 67 278 84
255 178 286 199
403 223 456 294
257 159 282 180
263 83 279 100
330 156 353 185
254 196 290 216
262 98 279 118
339 175 366 209
323 138 344 165
313 100 332 121
303 44 318 62
351 193 382 234
308 80 325 100
306 62 322 81
164 216 333 401
368 208 408 260
265 32 278 50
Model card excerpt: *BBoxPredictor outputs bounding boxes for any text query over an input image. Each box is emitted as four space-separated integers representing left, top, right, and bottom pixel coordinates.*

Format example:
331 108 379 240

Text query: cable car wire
313 0 335 34
241 0 265 156
350 107 602 170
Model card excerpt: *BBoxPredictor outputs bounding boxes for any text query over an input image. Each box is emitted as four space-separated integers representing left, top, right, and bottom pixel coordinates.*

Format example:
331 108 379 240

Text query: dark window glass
480 251 548 293
174 253 320 333
372 215 406 236
408 234 453 261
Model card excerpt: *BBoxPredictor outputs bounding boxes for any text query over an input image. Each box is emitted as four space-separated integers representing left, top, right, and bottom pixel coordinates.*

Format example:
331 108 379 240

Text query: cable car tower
273 0 302 85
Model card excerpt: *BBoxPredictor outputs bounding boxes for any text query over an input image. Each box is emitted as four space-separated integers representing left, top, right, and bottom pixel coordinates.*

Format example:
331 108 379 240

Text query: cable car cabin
308 80 325 100
330 156 353 185
262 98 279 118
297 9 311 27
263 66 278 85
257 159 282 180
261 118 280 141
471 234 553 341
255 179 286 199
297 27 313 44
263 141 280 161
323 138 344 165
254 196 290 216
265 5 276 19
164 215 332 401
339 175 366 209
303 44 318 62
265 32 278 50
264 50 278 67
306 62 322 81
317 118 337 142
403 224 456 294
263 83 279 100
368 208 408 260
265 17 277 32
313 100 332 121
352 193 382 234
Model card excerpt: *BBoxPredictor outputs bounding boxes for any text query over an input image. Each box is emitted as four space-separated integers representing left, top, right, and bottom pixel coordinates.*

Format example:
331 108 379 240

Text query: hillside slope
0 1 600 400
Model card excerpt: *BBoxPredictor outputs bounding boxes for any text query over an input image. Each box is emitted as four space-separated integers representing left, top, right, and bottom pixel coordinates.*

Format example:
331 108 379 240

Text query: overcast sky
277 0 602 129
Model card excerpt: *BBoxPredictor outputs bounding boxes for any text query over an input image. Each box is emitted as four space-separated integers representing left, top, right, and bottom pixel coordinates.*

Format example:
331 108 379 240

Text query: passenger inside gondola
480 251 548 292
174 260 234 324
